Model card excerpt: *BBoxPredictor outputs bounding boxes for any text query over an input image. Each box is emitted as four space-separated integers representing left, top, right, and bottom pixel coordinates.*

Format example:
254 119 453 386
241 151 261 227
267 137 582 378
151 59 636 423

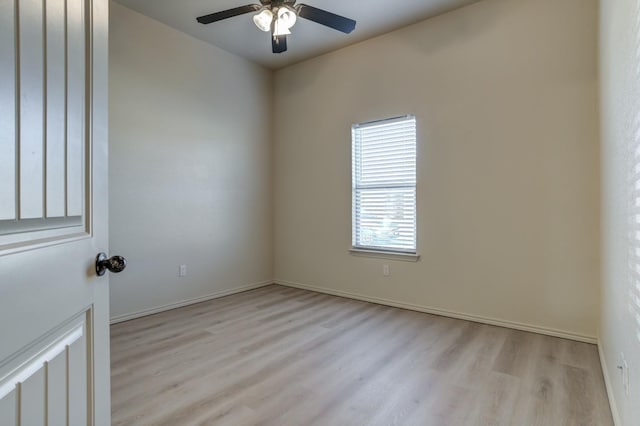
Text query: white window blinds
352 115 417 253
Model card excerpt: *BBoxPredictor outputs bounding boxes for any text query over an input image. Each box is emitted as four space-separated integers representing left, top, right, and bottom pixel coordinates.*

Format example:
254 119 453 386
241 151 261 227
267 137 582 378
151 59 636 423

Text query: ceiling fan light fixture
252 8 273 32
273 6 297 36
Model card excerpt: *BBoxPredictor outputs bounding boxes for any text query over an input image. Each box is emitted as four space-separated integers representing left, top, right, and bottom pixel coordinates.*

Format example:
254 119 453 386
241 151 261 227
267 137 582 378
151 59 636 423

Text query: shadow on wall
279 0 501 93
630 0 640 344
394 0 505 56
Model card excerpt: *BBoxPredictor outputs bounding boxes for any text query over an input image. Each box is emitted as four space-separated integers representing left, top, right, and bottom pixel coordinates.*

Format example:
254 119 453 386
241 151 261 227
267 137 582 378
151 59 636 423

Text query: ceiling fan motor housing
259 0 298 6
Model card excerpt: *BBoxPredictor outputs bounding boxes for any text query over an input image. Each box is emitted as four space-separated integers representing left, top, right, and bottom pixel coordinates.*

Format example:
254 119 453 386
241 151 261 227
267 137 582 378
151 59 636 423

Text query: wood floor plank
111 284 614 425
466 372 521 426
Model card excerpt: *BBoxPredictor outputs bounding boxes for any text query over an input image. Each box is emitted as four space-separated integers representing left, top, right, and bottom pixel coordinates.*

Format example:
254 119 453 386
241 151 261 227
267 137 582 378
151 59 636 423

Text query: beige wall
273 0 600 340
600 0 640 424
109 3 273 320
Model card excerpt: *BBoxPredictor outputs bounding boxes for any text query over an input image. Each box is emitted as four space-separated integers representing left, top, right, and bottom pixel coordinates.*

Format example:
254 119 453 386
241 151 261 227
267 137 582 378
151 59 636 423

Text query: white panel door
0 0 111 424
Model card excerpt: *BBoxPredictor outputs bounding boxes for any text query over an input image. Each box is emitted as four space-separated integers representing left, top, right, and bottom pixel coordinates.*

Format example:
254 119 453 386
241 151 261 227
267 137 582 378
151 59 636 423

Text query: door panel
69 328 89 426
0 0 110 423
0 0 16 221
47 351 67 424
45 0 67 219
0 390 16 424
1 0 86 240
19 0 46 220
21 369 46 425
0 312 89 424
66 0 86 218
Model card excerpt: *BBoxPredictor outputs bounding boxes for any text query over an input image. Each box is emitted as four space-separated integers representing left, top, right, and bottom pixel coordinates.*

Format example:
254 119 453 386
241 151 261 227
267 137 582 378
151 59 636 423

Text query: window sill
349 248 421 262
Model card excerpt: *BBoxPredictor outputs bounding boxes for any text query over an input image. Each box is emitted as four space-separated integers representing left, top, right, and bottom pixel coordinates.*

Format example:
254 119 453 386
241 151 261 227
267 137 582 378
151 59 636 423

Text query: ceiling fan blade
196 4 261 24
295 4 356 34
272 34 287 53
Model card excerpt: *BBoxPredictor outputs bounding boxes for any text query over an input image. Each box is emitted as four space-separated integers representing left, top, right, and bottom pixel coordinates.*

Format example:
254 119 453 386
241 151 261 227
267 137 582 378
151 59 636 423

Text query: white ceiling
114 0 480 69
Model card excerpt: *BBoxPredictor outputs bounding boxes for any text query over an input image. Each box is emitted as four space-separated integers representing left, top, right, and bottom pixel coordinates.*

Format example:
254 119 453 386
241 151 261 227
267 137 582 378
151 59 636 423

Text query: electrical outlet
179 265 187 277
383 264 390 276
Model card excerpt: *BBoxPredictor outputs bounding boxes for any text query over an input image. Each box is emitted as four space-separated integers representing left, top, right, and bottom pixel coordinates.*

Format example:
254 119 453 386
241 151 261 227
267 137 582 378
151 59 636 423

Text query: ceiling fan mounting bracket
259 0 297 6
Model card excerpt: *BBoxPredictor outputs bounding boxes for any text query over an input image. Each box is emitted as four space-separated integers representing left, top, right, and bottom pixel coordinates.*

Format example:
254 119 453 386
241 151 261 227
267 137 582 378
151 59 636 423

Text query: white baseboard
274 279 597 344
109 280 273 324
598 341 621 426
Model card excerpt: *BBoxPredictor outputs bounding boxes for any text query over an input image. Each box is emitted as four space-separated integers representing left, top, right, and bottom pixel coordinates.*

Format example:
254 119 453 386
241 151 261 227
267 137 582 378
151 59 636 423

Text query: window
352 115 417 254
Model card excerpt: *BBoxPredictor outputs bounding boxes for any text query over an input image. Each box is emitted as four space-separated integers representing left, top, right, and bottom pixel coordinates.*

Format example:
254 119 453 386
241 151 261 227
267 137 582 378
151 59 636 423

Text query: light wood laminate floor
111 285 613 425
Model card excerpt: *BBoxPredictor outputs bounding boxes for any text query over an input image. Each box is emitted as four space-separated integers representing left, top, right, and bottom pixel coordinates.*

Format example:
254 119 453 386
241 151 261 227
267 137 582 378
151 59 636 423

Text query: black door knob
95 253 127 276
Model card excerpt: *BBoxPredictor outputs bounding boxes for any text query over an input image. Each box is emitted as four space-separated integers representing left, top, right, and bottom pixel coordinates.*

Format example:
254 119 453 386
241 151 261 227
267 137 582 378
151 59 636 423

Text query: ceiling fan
196 0 356 54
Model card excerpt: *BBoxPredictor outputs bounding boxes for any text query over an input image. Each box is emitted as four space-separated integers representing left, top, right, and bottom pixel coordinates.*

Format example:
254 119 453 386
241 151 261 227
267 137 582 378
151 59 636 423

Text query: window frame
351 115 418 258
